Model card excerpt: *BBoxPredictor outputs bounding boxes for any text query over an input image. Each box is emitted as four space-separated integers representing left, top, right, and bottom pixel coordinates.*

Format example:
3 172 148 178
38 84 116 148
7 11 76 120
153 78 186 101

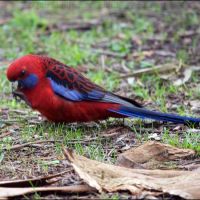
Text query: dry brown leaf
173 68 192 86
117 141 195 169
190 100 200 112
173 66 200 86
63 148 200 199
132 36 142 46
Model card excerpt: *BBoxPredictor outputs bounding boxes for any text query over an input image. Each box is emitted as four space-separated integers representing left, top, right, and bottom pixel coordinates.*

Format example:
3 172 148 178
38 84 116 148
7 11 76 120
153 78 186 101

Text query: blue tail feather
109 106 200 124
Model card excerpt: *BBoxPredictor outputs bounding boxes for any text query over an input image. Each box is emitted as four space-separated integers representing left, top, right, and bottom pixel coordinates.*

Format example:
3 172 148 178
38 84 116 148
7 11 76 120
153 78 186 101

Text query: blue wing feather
46 64 140 106
49 78 83 101
48 77 136 107
46 64 138 105
48 78 105 101
109 106 200 124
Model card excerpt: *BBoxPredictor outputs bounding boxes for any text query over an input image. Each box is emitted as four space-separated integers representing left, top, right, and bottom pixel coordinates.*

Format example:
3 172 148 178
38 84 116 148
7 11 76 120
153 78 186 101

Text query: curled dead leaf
117 141 195 169
63 147 200 199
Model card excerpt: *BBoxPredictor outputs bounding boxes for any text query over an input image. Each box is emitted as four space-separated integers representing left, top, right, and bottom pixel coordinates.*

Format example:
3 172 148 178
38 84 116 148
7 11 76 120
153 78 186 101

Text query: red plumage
22 80 121 123
6 54 127 123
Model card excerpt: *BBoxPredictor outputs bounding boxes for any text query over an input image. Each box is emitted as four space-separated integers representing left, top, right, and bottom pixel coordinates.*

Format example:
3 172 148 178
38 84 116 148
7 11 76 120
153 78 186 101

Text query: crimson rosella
6 54 200 124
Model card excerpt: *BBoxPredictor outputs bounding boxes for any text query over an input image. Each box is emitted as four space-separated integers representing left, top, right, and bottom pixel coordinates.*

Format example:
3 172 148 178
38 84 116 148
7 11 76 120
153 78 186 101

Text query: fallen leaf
190 100 200 111
173 68 193 86
173 125 183 131
117 141 195 169
148 133 161 141
127 77 135 85
173 66 200 86
132 36 142 46
63 147 200 199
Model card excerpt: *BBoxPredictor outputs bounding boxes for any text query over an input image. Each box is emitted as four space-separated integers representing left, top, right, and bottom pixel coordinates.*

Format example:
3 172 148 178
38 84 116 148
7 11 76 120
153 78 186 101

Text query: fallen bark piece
63 148 200 199
117 141 195 169
0 185 94 198
0 170 72 187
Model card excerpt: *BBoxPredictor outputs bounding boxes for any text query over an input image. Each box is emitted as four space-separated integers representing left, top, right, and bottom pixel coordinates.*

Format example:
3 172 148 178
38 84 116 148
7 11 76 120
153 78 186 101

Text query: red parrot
6 54 200 124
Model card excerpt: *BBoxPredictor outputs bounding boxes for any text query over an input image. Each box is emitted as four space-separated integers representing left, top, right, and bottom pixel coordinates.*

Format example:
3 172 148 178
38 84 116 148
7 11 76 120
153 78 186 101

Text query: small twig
0 184 96 198
90 48 126 58
9 109 29 115
48 19 103 33
3 137 107 151
0 132 12 139
0 120 24 125
0 18 10 25
3 140 62 151
178 29 200 38
0 169 73 187
34 184 96 193
101 127 126 138
120 63 178 79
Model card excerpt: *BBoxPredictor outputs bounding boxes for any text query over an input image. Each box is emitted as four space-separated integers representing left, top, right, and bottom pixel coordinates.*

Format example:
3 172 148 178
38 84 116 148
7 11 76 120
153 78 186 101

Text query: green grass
162 128 200 153
0 69 11 94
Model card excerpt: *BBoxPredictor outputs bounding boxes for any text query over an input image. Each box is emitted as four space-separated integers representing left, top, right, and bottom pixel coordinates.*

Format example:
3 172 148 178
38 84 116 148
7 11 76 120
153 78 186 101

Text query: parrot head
6 54 47 104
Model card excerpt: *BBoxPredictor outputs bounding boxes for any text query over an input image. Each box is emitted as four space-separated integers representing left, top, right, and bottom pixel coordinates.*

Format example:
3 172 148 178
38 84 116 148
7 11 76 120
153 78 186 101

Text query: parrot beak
11 81 18 92
12 81 23 102
11 82 31 106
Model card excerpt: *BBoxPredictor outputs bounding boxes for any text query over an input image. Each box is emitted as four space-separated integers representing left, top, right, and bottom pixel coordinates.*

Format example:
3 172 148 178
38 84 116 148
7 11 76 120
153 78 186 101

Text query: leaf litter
116 141 195 169
1 142 199 199
63 145 200 199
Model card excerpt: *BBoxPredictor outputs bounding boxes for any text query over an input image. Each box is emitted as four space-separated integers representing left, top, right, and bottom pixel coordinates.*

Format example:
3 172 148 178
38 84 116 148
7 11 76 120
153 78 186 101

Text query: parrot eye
20 70 26 77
